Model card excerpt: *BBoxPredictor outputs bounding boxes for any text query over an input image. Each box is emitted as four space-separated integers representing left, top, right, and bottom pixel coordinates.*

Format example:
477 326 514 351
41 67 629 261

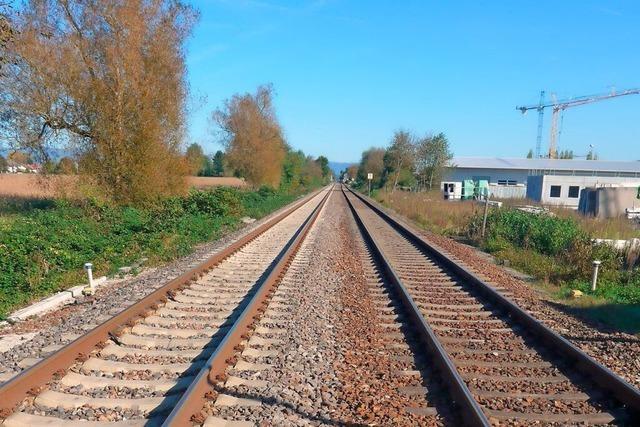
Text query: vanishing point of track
1 183 640 426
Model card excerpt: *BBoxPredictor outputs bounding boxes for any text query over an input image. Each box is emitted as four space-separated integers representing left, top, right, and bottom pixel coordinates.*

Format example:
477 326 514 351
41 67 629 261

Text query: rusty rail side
342 186 490 426
162 187 332 426
346 185 640 417
0 188 326 418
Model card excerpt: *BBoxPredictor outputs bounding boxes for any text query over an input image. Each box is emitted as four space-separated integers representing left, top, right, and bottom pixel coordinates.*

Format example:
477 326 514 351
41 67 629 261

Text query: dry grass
0 174 247 199
376 190 479 236
375 189 640 240
188 176 246 188
553 209 640 240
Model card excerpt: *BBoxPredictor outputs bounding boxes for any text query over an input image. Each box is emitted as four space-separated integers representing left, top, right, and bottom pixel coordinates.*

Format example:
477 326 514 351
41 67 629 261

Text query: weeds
0 186 311 319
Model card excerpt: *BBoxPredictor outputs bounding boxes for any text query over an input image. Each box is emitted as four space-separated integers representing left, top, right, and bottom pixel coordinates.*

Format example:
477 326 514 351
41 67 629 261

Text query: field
0 174 246 199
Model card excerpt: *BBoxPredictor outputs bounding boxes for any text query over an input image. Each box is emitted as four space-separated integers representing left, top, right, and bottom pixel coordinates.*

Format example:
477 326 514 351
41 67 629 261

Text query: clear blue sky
186 0 640 163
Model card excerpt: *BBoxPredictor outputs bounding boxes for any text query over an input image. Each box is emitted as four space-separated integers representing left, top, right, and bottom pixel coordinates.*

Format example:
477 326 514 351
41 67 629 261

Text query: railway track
185 185 451 426
343 185 640 425
0 187 330 426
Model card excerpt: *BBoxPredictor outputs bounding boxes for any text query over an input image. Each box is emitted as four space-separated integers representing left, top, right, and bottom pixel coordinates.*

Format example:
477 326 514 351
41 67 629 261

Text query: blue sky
186 0 640 163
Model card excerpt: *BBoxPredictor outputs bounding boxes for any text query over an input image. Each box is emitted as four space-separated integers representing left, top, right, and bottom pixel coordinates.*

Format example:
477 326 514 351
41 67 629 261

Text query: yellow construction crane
516 88 640 158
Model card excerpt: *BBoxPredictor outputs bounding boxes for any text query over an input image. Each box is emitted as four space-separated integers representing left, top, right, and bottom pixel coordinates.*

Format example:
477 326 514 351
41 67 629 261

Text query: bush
182 187 243 217
481 209 584 256
0 186 306 319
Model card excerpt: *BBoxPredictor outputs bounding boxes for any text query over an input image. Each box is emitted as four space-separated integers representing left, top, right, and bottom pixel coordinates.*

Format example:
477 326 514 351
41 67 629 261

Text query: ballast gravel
206 189 453 425
365 194 640 391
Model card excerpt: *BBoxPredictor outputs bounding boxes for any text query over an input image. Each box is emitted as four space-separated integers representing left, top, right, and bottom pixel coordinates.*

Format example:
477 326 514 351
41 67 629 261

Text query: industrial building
442 157 640 208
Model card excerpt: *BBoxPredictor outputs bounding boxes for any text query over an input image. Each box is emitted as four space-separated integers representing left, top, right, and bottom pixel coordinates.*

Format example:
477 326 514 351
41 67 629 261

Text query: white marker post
367 173 373 197
591 260 601 292
84 262 95 295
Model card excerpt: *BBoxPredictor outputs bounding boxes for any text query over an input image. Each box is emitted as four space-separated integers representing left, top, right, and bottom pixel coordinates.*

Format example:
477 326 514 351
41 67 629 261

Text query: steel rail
162 187 332 426
342 186 490 426
0 187 327 419
345 185 640 419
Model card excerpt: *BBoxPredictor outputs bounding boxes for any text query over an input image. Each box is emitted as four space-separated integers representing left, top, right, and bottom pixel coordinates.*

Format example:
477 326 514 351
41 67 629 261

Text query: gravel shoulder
363 191 640 390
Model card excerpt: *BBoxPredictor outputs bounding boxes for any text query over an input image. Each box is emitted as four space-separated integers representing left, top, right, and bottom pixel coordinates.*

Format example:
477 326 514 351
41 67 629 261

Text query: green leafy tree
415 133 453 190
315 155 330 180
558 150 574 159
357 147 385 189
212 150 225 176
526 149 533 159
383 130 415 192
0 154 7 171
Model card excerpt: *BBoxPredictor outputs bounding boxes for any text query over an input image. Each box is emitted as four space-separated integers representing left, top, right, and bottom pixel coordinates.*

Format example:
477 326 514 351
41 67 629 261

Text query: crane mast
517 88 640 158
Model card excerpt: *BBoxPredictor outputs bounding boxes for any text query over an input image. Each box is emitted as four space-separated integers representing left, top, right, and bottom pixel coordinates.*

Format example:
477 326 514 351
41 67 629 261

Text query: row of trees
526 149 599 160
349 130 453 193
210 84 331 190
0 2 328 204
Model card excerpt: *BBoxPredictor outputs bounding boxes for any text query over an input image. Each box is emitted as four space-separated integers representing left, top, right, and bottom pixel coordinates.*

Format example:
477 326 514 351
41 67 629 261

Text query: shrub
182 187 243 217
481 209 585 256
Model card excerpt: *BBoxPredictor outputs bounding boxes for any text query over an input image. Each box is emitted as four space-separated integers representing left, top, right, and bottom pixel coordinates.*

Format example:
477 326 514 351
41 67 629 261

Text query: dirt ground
0 174 246 198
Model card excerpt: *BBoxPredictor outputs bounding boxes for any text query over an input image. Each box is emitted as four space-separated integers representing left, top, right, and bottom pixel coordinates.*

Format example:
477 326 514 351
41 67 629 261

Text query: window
497 179 518 186
568 186 580 198
507 180 518 186
497 180 507 186
550 185 561 198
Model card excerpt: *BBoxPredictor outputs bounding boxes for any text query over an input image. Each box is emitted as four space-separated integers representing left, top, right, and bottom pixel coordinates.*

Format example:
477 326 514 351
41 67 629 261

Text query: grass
0 186 312 319
375 189 479 236
368 188 640 334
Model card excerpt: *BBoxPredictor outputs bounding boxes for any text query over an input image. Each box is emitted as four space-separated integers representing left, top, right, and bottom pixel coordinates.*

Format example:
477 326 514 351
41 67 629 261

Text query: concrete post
84 262 95 295
591 260 601 292
481 194 490 238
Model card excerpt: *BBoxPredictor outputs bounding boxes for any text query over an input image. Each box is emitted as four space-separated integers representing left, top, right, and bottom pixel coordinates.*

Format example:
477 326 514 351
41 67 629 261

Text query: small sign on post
367 173 373 197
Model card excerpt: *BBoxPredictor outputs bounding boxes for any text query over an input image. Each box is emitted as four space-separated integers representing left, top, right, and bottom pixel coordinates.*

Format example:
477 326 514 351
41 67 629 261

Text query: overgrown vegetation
347 129 452 193
0 186 314 319
473 208 640 305
372 189 640 318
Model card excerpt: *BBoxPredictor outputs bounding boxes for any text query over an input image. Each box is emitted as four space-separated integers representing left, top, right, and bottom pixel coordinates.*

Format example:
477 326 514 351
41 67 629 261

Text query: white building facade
442 157 640 207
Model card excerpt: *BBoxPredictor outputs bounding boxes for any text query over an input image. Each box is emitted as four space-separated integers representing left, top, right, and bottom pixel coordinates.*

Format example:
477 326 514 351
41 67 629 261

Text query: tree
0 3 13 72
315 155 330 181
8 150 32 165
415 133 453 191
55 157 77 175
0 154 6 172
185 143 206 176
357 147 385 189
0 0 198 204
383 130 415 192
526 149 533 159
212 150 225 177
558 150 574 159
346 164 358 182
213 85 286 187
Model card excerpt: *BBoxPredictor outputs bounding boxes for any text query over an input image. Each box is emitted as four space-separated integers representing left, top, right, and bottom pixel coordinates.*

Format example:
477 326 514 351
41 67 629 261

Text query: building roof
450 157 640 173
